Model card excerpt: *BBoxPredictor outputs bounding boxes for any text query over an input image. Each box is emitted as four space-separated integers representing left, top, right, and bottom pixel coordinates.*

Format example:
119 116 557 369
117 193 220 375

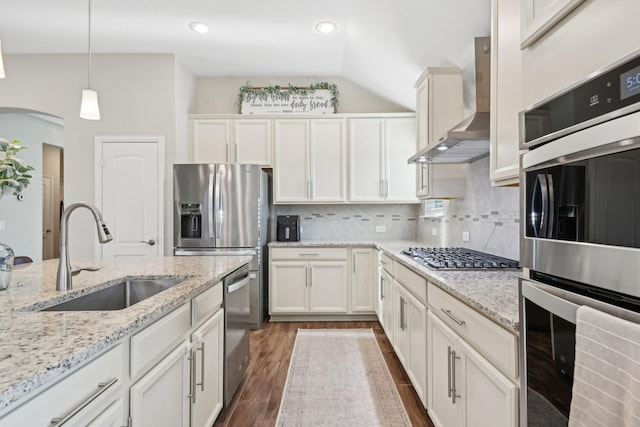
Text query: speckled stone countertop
0 255 250 412
269 240 521 333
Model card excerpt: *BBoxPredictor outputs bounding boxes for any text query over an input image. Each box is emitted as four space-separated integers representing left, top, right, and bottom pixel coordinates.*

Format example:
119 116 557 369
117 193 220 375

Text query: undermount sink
41 278 186 311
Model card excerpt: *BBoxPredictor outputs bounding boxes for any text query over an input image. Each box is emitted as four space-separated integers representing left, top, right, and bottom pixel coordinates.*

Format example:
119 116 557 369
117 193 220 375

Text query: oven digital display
620 64 640 100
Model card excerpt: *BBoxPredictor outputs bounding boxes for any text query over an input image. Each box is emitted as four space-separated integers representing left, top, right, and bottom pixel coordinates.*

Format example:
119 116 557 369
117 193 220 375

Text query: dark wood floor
214 320 435 427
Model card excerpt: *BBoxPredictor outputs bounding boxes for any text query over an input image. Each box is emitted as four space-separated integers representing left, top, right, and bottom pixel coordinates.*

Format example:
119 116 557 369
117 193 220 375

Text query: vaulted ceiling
0 0 491 109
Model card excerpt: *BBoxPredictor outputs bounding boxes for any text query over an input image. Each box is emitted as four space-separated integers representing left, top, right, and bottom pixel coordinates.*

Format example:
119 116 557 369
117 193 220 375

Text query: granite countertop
0 255 251 413
269 240 521 333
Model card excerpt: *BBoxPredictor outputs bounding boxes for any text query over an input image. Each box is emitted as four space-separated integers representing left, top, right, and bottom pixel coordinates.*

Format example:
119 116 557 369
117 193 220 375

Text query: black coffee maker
276 215 300 241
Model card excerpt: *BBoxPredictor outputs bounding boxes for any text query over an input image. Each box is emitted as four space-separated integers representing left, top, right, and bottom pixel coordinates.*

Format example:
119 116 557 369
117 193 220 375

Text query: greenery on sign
0 138 35 198
236 82 339 108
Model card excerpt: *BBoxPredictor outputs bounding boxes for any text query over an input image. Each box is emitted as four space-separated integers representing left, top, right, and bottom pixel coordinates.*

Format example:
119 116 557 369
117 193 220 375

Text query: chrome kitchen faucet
56 202 113 291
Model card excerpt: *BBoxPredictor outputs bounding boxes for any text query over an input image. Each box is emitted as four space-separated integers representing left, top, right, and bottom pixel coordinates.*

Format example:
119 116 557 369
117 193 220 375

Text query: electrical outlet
462 231 470 242
431 228 437 236
0 221 5 231
376 226 386 233
300 226 303 234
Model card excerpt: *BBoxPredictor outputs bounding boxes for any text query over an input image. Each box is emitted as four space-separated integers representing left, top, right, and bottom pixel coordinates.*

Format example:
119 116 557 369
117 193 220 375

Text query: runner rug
275 329 411 427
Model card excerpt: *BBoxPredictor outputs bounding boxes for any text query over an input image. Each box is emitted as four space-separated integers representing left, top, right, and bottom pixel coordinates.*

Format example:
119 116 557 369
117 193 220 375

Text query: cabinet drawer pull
299 253 319 257
441 308 466 326
50 377 118 426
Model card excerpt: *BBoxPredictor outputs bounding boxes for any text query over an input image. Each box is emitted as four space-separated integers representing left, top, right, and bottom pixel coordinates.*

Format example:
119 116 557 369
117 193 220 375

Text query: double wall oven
520 49 640 426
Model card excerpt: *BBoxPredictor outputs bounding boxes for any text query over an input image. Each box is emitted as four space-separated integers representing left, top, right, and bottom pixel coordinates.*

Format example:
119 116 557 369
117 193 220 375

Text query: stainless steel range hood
409 37 491 164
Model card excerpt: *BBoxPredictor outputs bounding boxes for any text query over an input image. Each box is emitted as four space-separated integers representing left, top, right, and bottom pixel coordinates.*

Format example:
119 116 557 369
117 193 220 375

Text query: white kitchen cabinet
190 308 224 427
427 312 518 427
191 118 272 165
415 68 464 151
350 248 376 313
86 398 126 427
0 344 125 427
349 117 418 203
191 119 232 164
270 248 348 315
490 0 522 186
417 163 466 199
274 118 346 203
130 340 191 427
381 267 395 340
234 119 272 166
393 280 427 407
414 68 467 199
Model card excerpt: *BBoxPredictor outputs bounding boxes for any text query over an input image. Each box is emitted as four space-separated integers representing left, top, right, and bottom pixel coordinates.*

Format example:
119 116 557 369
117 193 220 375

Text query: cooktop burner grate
401 247 519 270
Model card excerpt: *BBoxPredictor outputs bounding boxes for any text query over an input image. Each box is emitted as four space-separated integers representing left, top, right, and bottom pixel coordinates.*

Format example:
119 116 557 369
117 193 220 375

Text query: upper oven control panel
521 50 640 149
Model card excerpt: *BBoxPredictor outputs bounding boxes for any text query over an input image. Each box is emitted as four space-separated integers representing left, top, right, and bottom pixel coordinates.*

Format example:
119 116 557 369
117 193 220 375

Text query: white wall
195 76 410 114
0 113 64 261
521 0 640 107
0 53 189 258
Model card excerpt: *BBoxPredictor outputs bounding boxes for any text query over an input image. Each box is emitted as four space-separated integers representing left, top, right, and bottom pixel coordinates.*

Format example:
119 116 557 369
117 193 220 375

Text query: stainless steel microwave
520 51 640 299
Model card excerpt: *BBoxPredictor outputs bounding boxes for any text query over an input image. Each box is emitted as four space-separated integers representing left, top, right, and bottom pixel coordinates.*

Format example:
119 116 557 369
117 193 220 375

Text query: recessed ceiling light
189 22 210 34
315 21 337 34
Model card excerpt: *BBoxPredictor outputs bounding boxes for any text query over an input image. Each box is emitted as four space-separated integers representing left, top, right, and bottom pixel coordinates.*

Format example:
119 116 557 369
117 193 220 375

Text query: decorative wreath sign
237 82 339 114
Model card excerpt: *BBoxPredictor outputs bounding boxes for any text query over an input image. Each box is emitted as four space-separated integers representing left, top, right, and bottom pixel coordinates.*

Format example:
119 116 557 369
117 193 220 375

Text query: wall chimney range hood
409 37 491 164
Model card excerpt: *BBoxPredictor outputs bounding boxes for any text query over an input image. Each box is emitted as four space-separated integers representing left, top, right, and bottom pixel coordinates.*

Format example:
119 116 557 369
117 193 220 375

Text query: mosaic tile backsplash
415 157 520 261
273 204 417 241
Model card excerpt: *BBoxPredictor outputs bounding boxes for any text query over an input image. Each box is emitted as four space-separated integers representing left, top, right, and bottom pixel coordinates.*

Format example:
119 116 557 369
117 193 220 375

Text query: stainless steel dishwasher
223 264 250 407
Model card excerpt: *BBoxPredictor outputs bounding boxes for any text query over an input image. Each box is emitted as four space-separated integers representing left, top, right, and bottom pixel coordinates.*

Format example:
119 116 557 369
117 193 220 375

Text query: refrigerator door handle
208 173 215 239
214 171 223 241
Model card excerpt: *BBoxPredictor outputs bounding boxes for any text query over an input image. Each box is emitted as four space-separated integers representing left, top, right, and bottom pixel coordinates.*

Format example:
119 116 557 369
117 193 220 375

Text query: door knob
141 239 156 246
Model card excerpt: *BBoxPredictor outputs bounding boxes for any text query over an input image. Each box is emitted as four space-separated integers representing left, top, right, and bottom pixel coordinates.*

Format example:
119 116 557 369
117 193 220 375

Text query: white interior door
96 136 164 258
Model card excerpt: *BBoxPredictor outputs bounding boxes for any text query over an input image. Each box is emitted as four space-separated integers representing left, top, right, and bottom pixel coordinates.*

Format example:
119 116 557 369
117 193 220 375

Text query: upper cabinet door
274 120 310 203
490 0 522 186
192 120 231 163
309 119 346 203
385 118 418 202
234 119 272 166
349 118 385 202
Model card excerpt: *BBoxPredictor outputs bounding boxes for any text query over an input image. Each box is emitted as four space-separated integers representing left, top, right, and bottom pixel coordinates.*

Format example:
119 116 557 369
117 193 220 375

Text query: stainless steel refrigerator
172 163 269 330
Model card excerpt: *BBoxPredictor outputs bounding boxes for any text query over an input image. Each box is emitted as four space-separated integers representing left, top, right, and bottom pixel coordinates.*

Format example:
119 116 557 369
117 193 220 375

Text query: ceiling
0 0 491 109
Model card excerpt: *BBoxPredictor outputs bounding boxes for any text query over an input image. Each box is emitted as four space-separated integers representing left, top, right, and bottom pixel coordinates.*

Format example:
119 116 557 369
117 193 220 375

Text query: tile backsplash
273 204 417 241
416 157 520 260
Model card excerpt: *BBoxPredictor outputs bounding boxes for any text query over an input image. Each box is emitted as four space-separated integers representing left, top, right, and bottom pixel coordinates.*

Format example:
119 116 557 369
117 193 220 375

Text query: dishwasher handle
227 275 250 294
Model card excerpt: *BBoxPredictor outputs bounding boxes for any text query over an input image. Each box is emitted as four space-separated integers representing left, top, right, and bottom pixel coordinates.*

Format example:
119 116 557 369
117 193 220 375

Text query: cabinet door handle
399 296 406 330
305 265 309 287
307 180 311 199
441 308 466 326
451 349 461 404
197 342 206 391
353 253 356 274
50 377 118 425
380 276 384 300
189 348 197 404
447 346 453 398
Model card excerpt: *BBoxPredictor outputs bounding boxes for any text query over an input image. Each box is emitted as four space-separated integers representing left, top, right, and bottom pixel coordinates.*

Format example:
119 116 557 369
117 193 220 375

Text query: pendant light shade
80 89 101 120
80 0 100 120
0 40 6 79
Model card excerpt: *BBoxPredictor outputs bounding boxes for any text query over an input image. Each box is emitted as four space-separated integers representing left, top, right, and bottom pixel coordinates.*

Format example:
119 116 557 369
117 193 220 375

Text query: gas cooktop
401 247 519 270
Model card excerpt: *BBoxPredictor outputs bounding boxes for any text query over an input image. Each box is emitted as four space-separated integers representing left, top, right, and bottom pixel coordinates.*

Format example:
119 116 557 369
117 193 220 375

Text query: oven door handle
521 278 579 323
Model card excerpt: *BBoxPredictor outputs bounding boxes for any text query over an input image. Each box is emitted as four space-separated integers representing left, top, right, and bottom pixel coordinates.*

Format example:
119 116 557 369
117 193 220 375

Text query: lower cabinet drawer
428 283 518 379
0 344 124 427
192 282 222 326
394 262 427 305
271 247 348 261
130 302 191 380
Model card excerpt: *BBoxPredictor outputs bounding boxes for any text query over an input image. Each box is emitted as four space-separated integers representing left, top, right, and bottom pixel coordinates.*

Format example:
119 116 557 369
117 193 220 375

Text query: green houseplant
0 137 35 198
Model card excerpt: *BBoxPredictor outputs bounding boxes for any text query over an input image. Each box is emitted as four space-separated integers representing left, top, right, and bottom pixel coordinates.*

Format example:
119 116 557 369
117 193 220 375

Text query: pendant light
0 40 6 79
80 0 100 120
